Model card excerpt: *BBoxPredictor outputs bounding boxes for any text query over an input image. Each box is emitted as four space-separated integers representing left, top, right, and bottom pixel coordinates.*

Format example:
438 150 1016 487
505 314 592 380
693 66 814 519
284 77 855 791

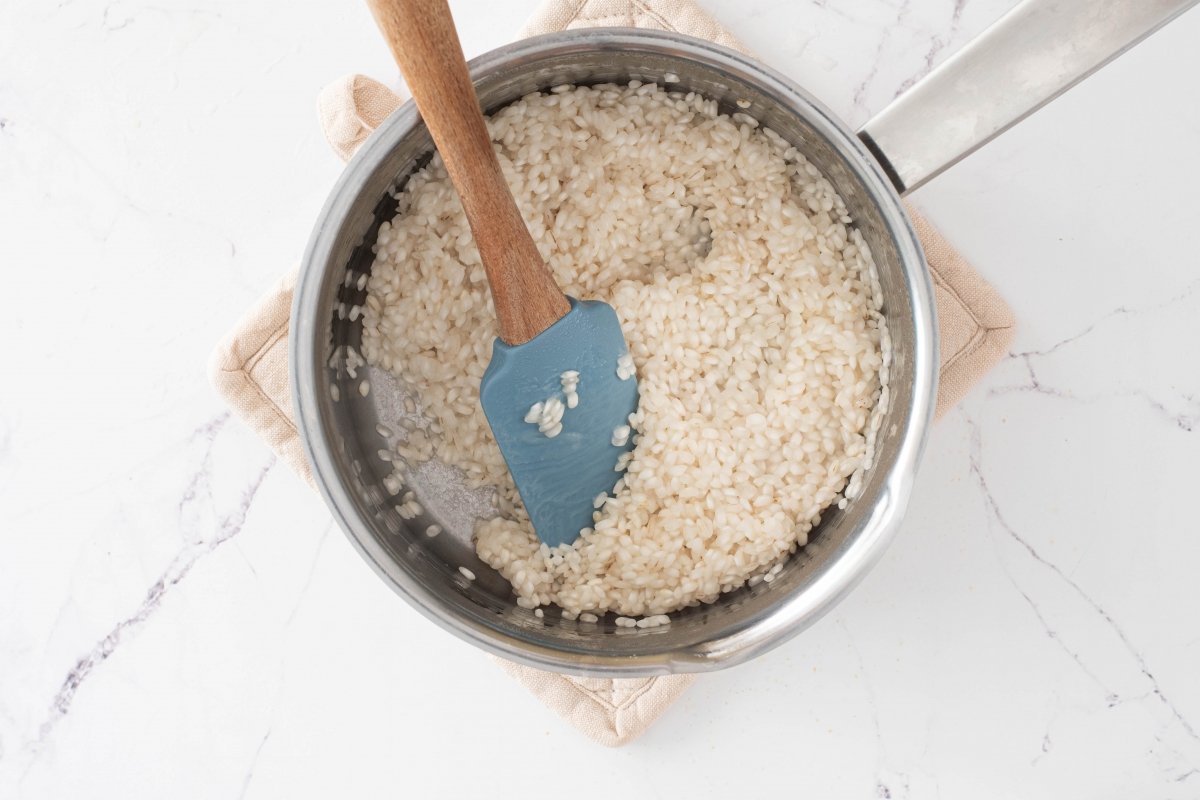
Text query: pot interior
296 32 933 674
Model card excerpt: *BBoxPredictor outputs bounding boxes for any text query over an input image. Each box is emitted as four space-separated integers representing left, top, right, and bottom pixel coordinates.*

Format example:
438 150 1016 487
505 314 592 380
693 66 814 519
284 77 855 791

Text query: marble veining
890 0 968 99
968 417 1200 762
950 273 1200 790
34 417 276 750
2 0 1198 796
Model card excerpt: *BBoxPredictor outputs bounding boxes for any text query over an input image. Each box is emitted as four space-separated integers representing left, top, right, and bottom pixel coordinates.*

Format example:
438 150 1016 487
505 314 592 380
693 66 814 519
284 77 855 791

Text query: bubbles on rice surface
361 81 888 620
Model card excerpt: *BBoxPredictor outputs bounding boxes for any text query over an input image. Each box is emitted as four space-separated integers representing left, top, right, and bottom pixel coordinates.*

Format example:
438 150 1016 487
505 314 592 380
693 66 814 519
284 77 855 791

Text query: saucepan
291 0 1196 675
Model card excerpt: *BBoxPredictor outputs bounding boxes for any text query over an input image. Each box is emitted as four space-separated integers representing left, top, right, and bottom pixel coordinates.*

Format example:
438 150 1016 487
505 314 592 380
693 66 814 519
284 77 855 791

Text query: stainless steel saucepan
291 0 1196 676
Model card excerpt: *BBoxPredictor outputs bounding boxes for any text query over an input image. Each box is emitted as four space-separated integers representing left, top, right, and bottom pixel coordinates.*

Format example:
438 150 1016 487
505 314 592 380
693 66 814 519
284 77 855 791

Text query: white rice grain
611 424 631 447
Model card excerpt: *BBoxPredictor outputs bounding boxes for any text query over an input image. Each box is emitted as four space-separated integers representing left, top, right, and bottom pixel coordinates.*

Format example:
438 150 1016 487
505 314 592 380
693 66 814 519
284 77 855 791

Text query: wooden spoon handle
366 0 570 345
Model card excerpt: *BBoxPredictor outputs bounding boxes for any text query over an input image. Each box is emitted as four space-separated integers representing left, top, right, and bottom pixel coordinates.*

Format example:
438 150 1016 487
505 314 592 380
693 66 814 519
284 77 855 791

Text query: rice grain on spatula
360 82 887 620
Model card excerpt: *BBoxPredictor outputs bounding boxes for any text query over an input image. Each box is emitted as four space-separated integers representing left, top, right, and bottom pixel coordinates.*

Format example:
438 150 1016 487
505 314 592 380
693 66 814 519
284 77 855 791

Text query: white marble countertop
3 0 1199 796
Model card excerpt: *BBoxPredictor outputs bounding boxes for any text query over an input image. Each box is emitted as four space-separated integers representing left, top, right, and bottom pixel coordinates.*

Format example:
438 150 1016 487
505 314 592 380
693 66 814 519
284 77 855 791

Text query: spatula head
480 297 639 548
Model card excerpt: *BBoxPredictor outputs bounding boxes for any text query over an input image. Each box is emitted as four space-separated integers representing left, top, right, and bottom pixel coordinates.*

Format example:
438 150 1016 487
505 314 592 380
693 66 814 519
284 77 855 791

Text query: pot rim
291 28 937 676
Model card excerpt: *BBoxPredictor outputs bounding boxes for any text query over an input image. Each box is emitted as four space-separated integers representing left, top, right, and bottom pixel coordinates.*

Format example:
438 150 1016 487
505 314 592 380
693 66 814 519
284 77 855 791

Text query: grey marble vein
842 619 913 800
29 415 276 752
285 522 335 628
237 727 272 800
851 3 905 117
964 412 1200 751
892 0 967 97
987 278 1200 426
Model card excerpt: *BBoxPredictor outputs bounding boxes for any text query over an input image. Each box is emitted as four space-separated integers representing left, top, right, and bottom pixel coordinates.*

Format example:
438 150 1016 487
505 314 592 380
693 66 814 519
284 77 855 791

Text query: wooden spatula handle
366 0 570 345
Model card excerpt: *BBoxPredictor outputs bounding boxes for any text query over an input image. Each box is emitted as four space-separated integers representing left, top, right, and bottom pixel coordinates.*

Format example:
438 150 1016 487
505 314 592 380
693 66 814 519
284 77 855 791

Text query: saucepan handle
858 0 1198 195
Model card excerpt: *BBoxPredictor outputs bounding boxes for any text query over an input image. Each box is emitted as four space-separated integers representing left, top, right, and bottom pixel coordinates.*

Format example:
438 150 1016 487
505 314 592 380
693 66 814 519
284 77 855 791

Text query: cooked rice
361 81 887 618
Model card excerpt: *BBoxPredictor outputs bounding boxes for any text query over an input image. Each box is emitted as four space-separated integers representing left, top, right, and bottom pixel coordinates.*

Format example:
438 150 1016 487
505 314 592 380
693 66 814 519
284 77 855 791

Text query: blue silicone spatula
368 0 639 547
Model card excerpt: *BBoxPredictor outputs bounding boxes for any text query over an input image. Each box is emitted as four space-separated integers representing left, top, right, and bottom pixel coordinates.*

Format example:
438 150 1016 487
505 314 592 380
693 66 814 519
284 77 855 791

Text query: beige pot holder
209 0 1015 747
